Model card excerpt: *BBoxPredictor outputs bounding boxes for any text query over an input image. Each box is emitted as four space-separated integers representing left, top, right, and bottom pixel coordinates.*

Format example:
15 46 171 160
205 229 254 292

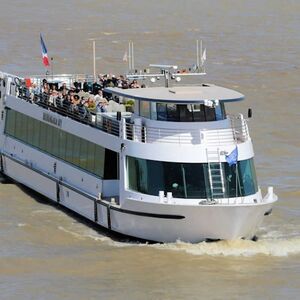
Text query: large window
223 158 258 197
127 156 258 199
155 102 225 122
4 109 117 179
127 157 209 198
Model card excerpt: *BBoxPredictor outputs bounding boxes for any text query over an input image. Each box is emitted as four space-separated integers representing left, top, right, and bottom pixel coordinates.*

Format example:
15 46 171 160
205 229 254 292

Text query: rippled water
0 1 300 299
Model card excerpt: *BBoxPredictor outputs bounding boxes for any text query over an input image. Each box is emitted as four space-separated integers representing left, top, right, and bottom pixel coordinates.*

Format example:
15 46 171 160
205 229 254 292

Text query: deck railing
124 116 249 145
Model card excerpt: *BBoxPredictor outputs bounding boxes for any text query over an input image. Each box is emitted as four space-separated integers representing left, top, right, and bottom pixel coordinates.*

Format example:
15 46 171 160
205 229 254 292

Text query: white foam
31 209 61 215
150 238 300 257
57 225 300 257
58 226 86 240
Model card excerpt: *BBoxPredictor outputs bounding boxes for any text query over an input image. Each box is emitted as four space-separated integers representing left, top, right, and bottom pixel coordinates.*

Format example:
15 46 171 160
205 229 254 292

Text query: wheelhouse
104 84 244 123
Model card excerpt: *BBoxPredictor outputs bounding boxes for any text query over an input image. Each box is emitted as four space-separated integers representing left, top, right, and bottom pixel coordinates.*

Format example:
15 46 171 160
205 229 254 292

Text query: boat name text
43 112 62 127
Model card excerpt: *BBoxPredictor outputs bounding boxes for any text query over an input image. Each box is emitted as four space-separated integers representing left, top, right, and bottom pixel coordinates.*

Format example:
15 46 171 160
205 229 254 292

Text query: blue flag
226 146 238 166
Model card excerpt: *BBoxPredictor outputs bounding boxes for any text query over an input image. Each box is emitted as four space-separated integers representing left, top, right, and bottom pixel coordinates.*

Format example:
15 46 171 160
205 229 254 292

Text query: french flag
40 34 50 67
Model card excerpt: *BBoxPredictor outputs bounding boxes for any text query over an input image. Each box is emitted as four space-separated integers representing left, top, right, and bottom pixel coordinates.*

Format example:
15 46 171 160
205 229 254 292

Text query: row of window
127 156 258 199
5 109 118 179
139 101 226 122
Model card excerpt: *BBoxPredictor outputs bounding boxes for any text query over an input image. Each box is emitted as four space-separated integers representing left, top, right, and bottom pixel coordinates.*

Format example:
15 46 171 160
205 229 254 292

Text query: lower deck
1 152 275 243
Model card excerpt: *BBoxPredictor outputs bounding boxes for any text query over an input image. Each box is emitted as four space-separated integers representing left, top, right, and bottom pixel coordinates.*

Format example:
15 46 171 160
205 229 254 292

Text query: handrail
124 117 249 145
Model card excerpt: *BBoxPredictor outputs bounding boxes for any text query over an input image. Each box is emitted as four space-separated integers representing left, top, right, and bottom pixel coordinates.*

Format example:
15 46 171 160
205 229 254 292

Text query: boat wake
57 223 300 257
150 238 300 257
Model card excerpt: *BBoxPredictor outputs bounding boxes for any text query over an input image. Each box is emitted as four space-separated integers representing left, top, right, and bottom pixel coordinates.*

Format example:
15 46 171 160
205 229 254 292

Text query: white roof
104 84 244 103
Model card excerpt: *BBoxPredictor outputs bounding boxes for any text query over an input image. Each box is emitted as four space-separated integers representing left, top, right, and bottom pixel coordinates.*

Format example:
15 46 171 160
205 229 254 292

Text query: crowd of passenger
19 74 143 120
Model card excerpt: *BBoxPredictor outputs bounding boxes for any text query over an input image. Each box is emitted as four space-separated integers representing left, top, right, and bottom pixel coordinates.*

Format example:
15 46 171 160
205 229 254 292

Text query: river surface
0 1 300 299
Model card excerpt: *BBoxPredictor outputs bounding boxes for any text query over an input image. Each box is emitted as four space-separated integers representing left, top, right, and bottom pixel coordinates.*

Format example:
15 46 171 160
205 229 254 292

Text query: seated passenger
86 96 96 111
130 80 140 88
94 90 106 105
78 99 90 119
96 99 108 113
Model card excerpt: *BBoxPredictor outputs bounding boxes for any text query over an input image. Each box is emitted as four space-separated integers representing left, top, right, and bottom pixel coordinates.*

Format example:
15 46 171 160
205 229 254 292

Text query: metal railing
124 117 249 145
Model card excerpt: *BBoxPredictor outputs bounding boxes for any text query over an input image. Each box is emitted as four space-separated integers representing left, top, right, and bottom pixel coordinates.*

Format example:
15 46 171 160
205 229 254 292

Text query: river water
0 1 300 299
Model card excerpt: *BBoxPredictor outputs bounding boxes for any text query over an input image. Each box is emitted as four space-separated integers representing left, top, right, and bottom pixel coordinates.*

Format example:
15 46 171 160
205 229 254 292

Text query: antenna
92 40 96 82
131 42 134 71
126 41 207 87
128 41 134 73
196 40 199 69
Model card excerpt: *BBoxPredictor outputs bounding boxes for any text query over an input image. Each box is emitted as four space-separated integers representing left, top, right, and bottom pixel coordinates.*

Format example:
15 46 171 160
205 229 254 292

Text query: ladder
206 149 225 200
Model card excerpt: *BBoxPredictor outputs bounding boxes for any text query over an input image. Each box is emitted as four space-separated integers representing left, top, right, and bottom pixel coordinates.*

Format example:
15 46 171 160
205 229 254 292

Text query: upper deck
0 72 250 147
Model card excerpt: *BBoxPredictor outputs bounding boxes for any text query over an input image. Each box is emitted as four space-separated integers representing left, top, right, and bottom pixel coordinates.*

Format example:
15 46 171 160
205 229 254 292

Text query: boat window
4 109 117 179
53 127 61 157
166 104 179 121
79 138 88 169
4 109 15 136
127 156 209 199
155 103 221 122
87 142 96 173
204 105 216 121
223 159 258 197
32 118 40 149
157 103 167 121
58 131 67 160
192 104 206 121
140 101 150 118
127 156 258 198
39 122 48 151
178 104 193 122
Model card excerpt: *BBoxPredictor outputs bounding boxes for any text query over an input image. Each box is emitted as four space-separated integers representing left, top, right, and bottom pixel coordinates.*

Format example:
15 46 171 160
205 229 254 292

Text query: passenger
61 82 68 97
62 95 72 113
42 81 50 94
86 96 96 111
71 94 80 113
92 81 101 95
130 80 140 88
55 92 64 108
49 88 58 107
78 99 89 119
96 99 108 113
94 90 106 106
29 83 39 102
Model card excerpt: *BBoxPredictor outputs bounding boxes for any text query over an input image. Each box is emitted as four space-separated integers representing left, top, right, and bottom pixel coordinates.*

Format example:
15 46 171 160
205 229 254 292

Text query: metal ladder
206 149 225 200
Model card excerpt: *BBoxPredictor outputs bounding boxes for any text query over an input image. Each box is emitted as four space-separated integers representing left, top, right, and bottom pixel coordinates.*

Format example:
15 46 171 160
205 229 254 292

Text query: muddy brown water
0 1 300 299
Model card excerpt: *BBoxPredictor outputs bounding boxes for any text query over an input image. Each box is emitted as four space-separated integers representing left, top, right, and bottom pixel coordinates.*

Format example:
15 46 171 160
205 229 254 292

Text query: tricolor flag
226 146 238 166
40 34 50 67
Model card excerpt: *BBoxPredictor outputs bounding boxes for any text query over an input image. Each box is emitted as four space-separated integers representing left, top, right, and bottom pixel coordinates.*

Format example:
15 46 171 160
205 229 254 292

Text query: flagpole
196 40 199 69
92 40 96 82
200 40 203 64
128 42 131 73
50 57 54 81
131 42 134 72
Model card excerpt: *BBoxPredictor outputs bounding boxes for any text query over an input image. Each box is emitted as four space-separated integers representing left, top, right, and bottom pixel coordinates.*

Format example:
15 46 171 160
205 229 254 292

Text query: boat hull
1 154 277 243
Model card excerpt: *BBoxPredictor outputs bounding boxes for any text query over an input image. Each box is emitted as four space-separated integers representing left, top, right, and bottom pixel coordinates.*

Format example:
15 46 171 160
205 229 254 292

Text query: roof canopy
104 84 244 103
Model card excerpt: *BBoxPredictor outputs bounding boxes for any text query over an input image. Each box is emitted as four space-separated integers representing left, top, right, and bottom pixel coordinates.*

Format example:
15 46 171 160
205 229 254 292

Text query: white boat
0 64 277 243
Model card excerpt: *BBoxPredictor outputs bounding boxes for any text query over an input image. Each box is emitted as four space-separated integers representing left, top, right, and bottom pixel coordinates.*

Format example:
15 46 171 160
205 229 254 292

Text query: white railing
124 116 250 145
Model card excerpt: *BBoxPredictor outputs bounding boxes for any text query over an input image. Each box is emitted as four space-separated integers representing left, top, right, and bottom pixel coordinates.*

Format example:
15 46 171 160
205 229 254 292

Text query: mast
92 40 96 82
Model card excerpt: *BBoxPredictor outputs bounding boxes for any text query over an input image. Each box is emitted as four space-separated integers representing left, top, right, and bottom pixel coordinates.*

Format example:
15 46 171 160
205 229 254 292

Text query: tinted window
127 156 258 198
